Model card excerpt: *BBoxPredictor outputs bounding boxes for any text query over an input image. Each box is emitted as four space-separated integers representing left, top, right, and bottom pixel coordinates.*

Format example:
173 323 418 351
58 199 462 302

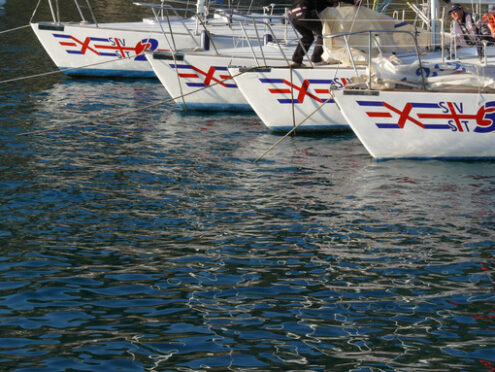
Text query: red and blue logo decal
53 34 159 60
170 64 236 88
358 100 495 133
260 78 348 104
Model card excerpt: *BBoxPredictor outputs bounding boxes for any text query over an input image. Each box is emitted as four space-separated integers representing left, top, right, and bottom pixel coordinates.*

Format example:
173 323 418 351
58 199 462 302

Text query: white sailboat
230 1 495 132
145 36 300 111
324 2 495 159
148 3 412 116
229 64 356 129
226 4 426 131
30 0 292 77
333 83 495 160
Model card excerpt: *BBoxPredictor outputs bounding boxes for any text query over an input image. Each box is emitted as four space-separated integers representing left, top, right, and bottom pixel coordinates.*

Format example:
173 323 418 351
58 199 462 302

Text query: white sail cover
320 6 428 65
368 56 495 90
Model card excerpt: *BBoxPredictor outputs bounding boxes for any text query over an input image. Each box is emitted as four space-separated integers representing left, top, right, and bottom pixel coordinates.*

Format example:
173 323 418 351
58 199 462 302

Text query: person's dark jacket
289 0 355 21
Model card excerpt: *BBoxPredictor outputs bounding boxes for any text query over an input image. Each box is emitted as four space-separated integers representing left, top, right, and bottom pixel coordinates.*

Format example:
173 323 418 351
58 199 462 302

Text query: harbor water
1 1 495 370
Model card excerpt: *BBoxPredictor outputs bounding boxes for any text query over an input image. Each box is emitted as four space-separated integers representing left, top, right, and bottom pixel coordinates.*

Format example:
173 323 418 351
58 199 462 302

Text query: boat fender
264 33 273 45
38 23 64 32
201 30 210 51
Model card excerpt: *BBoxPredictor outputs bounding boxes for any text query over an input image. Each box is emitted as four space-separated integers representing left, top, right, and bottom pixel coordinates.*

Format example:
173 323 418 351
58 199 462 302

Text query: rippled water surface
1 2 495 371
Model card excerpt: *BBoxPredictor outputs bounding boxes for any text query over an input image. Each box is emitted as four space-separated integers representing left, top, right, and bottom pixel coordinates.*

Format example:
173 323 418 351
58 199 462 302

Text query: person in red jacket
288 0 357 67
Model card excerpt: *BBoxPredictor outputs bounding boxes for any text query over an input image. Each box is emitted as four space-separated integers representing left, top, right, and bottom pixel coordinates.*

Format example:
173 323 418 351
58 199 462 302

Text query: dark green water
1 1 495 371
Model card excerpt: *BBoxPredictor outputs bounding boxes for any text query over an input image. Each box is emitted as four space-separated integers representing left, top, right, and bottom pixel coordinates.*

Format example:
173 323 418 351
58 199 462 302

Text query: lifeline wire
30 0 43 23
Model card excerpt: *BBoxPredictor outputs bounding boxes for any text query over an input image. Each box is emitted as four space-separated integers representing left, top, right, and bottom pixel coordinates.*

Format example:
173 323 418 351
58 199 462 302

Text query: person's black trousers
291 18 323 64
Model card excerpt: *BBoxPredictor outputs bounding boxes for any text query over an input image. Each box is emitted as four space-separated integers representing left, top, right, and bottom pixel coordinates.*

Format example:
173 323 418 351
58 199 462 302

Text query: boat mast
430 0 440 49
196 0 206 20
195 0 206 34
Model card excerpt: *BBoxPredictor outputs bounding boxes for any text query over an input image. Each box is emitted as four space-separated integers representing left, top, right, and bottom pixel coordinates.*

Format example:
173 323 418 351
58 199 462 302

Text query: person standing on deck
288 0 358 67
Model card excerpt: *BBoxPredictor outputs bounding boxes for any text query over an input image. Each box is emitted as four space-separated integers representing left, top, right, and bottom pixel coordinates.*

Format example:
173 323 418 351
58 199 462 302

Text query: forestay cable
0 0 42 34
0 24 31 35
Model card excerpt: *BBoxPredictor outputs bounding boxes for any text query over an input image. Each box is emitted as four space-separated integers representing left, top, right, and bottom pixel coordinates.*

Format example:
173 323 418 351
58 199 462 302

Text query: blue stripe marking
357 101 383 106
53 33 71 38
185 83 237 88
376 123 400 128
411 103 440 108
260 78 284 83
394 21 409 28
268 124 350 132
89 37 110 42
375 123 451 130
59 67 156 78
177 102 252 112
424 124 452 129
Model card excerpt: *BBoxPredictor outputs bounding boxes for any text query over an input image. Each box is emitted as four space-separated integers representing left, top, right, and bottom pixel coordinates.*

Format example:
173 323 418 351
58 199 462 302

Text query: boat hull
333 89 495 160
230 66 360 132
147 50 292 111
31 21 202 77
31 20 291 78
